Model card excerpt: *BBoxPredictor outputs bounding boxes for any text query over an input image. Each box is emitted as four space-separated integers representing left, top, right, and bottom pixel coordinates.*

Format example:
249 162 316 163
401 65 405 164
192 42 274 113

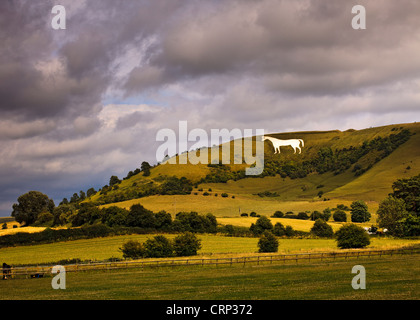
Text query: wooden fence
7 246 420 278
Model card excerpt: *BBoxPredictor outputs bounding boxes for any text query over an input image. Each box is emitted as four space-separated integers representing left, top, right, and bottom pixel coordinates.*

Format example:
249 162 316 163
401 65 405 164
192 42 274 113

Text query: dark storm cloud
1 0 420 216
124 0 420 96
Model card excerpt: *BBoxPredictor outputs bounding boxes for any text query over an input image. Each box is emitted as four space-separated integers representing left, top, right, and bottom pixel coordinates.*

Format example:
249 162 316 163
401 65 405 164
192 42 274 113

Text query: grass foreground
0 254 418 300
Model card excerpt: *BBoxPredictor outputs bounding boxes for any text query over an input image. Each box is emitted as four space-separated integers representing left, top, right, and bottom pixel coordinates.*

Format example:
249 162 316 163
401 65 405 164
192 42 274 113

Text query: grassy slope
95 122 420 220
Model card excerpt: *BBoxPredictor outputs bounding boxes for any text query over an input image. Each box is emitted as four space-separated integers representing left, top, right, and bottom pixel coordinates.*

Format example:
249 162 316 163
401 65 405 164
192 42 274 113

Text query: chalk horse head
262 136 304 154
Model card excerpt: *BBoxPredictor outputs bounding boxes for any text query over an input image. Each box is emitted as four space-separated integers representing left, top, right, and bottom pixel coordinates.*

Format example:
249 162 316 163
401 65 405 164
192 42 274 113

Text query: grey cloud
1 0 420 216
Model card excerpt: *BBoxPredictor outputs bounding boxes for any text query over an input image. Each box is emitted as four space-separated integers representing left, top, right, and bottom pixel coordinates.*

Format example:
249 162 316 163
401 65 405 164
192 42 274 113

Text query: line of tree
119 232 202 259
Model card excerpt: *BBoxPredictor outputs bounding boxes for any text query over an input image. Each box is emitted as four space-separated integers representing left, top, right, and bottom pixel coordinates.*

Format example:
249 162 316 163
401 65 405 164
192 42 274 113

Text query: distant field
101 193 378 220
1 254 419 300
1 233 419 266
0 222 45 237
218 217 346 232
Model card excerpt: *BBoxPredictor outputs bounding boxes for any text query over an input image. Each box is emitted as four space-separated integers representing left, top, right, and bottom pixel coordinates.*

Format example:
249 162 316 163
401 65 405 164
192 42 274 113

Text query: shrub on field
335 224 371 249
250 216 273 235
258 231 279 253
272 211 284 218
173 232 202 257
310 219 334 238
144 235 173 258
102 206 129 227
172 212 217 233
350 200 371 223
285 225 295 237
273 222 286 236
119 240 145 259
333 209 347 222
297 212 310 220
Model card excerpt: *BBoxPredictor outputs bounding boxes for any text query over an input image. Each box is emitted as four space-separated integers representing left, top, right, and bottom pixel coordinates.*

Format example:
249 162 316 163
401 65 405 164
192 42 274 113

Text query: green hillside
86 122 420 217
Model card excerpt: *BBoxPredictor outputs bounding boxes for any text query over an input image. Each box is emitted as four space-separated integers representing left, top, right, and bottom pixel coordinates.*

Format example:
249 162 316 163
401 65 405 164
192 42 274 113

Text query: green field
1 233 419 266
1 254 419 300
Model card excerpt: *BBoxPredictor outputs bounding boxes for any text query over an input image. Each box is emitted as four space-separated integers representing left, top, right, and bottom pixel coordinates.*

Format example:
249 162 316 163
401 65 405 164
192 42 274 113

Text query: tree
258 231 279 253
376 196 409 235
36 211 54 225
285 225 295 237
310 219 334 238
86 188 96 198
70 193 80 203
273 222 286 236
141 161 151 177
109 175 121 187
144 235 173 258
250 216 273 235
71 203 102 227
11 191 55 225
350 200 371 223
155 210 172 230
173 232 202 256
390 174 420 214
333 209 347 222
272 211 284 218
297 212 310 220
120 240 145 259
395 215 420 237
101 206 129 227
336 224 370 249
126 204 156 228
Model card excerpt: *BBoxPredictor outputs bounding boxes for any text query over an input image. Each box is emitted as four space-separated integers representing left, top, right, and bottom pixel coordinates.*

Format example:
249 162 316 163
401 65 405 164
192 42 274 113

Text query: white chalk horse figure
262 136 305 154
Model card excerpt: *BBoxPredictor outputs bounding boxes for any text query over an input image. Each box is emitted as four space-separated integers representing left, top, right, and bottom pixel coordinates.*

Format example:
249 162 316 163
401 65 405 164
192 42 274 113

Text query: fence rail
6 246 420 278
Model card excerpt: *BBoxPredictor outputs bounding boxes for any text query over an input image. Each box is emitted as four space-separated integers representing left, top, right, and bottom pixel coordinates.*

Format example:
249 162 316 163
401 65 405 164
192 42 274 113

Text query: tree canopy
11 191 55 225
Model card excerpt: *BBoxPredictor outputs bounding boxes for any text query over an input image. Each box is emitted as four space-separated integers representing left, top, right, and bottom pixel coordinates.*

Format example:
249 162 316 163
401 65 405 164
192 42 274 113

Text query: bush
36 212 54 224
126 204 156 228
336 224 371 249
250 216 273 235
376 196 408 236
272 211 284 218
273 222 286 236
350 200 371 223
333 209 347 222
258 231 279 253
102 206 129 227
250 212 258 217
119 240 145 259
297 212 310 220
310 219 334 238
172 212 217 233
285 225 295 237
221 193 229 198
144 235 173 258
240 213 249 217
173 232 202 257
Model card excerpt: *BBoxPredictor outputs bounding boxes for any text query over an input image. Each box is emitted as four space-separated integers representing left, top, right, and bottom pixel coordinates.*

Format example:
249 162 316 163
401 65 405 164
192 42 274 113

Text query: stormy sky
1 0 420 216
